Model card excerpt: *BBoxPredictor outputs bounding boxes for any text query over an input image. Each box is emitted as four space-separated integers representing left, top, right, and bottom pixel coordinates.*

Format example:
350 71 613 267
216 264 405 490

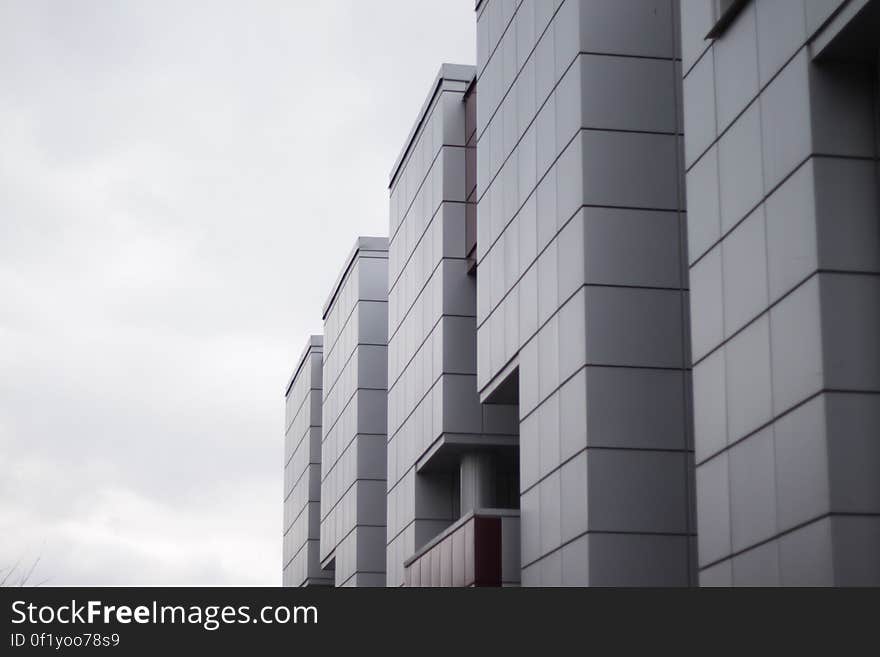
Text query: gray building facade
284 0 879 587
283 336 332 587
386 64 520 588
473 0 695 586
319 237 390 587
682 0 880 586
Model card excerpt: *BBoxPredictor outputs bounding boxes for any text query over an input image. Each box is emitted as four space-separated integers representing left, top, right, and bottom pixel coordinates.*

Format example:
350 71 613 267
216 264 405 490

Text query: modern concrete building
284 0 879 587
319 237 390 587
473 0 695 586
682 0 880 586
283 336 332 587
386 64 520 588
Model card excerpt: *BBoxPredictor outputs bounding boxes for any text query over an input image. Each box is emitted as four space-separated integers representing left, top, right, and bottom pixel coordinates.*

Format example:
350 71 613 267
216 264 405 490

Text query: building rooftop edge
284 334 323 397
388 63 476 189
321 235 389 320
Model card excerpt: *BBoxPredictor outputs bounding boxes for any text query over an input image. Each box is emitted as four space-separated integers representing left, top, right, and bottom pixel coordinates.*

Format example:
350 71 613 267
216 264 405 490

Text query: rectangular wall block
283 336 332 587
319 237 390 587
683 0 880 586
387 64 519 587
475 0 695 586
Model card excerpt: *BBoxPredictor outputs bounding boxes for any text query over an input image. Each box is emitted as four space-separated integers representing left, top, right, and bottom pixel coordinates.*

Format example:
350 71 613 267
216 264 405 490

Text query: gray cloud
0 0 475 585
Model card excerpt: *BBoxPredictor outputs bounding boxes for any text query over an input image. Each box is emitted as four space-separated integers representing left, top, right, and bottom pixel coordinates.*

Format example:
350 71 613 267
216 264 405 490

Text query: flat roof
284 334 323 398
321 235 389 320
388 63 476 189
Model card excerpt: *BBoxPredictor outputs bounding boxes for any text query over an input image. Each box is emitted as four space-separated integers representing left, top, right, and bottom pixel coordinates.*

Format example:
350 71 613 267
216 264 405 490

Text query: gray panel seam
475 205 688 338
698 511 880 571
696 388 880 468
521 529 696 571
477 43 682 210
284 417 321 461
388 312 478 394
690 269 880 370
688 152 878 269
520 443 694 499
390 145 468 246
322 341 388 408
684 42 810 171
320 432 388 486
385 516 458 549
319 479 388 525
388 256 472 346
283 426 322 472
284 461 322 501
284 384 321 435
517 359 691 426
476 124 683 272
322 298 388 371
388 371 483 445
389 201 468 294
479 282 690 403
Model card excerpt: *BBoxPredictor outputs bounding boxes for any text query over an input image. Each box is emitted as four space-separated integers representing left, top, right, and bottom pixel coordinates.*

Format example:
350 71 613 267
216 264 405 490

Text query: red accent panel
473 516 502 587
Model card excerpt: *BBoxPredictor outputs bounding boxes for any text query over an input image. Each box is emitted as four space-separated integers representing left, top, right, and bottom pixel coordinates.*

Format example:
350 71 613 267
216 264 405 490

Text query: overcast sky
0 0 475 586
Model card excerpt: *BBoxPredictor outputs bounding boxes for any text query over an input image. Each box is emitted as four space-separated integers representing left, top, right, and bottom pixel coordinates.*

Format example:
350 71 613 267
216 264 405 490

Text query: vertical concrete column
474 0 694 586
682 0 880 586
319 237 389 587
460 452 497 514
283 336 333 587
385 65 518 587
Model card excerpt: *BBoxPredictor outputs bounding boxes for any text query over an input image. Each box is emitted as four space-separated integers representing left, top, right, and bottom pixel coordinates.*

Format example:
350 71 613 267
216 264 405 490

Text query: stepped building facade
283 0 880 587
